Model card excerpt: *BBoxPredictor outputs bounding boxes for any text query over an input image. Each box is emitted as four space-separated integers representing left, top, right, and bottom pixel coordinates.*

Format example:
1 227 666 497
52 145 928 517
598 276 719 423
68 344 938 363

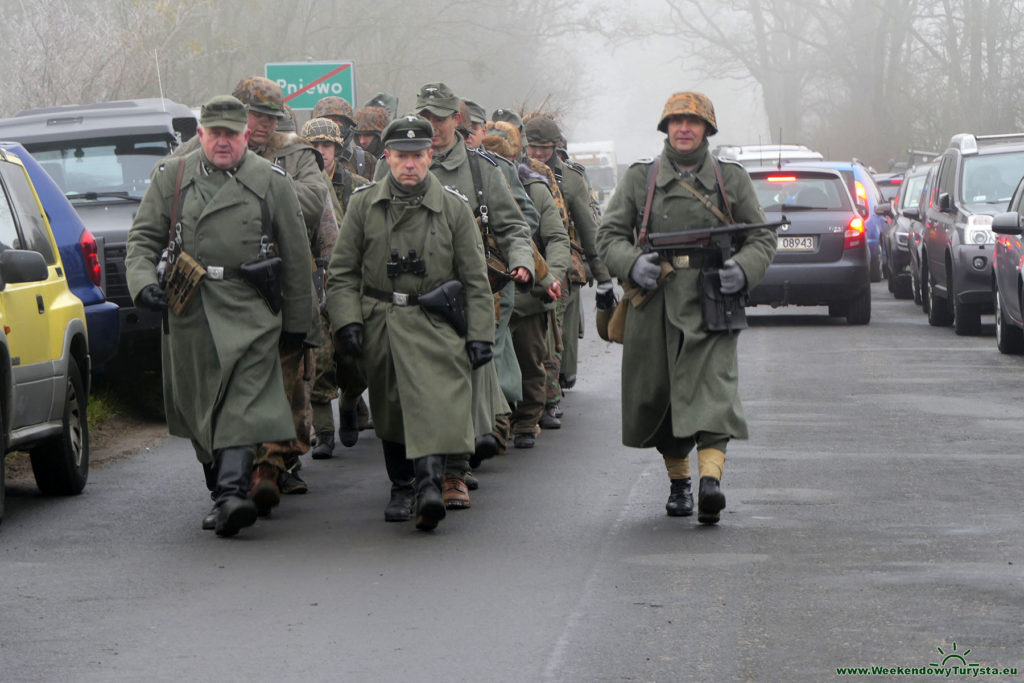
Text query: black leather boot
697 476 726 525
413 454 447 531
339 399 359 447
201 461 218 530
310 430 335 460
470 434 499 468
213 447 259 537
666 478 694 517
382 440 415 522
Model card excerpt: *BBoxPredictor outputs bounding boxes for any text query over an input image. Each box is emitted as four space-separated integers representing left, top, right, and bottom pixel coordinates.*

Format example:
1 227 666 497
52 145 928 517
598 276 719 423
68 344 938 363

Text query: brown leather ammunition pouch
165 250 206 315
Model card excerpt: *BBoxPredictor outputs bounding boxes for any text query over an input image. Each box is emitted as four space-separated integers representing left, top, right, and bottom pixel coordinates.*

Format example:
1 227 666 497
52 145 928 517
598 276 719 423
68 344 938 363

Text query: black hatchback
747 167 871 324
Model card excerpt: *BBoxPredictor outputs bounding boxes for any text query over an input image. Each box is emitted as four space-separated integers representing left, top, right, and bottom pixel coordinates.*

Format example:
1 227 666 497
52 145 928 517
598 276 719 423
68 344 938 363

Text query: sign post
265 61 355 111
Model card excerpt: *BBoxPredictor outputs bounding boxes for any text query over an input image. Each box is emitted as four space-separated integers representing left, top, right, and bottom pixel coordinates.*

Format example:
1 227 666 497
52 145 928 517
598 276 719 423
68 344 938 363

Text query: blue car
792 160 891 282
0 141 119 373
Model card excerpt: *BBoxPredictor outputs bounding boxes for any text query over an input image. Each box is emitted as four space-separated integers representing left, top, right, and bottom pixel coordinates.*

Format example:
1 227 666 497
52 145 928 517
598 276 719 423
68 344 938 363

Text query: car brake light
766 176 797 183
844 216 865 249
855 180 868 205
79 229 101 286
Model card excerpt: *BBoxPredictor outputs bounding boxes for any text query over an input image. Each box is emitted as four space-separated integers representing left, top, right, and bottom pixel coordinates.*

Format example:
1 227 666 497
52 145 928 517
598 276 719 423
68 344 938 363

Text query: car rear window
750 172 853 212
27 134 172 200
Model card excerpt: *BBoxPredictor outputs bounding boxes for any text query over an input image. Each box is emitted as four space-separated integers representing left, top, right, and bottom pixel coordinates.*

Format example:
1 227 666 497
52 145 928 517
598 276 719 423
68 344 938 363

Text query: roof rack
948 133 1024 155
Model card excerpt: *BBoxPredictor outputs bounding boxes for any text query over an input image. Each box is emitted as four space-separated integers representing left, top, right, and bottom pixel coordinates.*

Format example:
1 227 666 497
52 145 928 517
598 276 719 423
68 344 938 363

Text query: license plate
778 236 816 252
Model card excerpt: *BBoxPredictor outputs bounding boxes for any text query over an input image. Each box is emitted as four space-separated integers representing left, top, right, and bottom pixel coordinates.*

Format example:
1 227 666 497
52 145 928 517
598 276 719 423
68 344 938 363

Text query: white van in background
715 144 824 168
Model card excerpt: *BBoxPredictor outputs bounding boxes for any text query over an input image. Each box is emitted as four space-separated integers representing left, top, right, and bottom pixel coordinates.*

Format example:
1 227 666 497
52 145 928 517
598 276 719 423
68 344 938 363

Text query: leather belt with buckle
672 255 690 269
365 285 419 306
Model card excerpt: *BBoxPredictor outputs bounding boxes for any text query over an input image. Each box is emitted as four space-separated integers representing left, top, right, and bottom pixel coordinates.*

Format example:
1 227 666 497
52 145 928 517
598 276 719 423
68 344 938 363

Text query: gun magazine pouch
165 250 206 315
699 268 747 332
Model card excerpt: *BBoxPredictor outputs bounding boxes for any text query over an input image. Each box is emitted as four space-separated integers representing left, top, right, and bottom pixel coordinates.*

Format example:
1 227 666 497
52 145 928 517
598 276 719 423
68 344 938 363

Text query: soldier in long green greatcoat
326 115 494 531
596 92 777 525
126 95 313 537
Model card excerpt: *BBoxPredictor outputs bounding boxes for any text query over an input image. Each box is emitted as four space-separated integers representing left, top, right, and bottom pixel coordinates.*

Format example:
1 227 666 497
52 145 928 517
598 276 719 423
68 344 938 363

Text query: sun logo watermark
930 642 979 669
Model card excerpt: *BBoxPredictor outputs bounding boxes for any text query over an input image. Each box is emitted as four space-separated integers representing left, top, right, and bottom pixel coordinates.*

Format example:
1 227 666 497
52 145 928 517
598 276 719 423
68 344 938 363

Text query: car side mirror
902 207 921 220
991 211 1023 236
938 192 953 212
0 249 49 290
874 202 893 217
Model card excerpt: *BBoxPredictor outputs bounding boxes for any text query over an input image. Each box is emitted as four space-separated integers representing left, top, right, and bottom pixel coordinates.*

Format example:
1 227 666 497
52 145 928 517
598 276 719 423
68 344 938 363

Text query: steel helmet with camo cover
301 117 345 147
657 91 718 135
353 106 388 135
232 76 286 119
312 96 356 127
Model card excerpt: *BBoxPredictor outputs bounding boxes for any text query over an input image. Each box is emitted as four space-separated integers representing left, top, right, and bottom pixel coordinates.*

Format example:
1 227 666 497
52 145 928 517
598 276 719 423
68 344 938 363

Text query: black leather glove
334 323 364 358
465 341 493 369
138 284 168 312
279 331 306 351
595 280 617 311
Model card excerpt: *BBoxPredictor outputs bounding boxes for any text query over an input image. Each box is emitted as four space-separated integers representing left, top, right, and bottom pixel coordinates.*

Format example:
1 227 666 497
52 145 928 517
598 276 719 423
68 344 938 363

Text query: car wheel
886 267 894 292
870 249 882 283
912 269 923 306
846 288 871 325
892 275 913 300
994 285 1024 354
926 268 952 326
30 357 89 496
951 270 981 336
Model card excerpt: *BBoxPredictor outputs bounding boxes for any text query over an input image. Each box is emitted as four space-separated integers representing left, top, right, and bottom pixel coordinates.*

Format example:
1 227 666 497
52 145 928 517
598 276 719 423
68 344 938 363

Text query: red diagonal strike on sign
282 63 351 103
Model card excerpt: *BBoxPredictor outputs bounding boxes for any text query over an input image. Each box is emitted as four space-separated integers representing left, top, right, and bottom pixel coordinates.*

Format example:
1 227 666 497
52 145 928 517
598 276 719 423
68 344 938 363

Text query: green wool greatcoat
596 147 778 447
326 173 494 459
125 149 314 461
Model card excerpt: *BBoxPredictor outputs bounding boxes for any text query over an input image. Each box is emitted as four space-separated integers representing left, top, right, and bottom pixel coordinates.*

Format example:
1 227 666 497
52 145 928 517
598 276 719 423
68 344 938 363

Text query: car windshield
750 173 852 212
27 134 172 202
960 151 1024 210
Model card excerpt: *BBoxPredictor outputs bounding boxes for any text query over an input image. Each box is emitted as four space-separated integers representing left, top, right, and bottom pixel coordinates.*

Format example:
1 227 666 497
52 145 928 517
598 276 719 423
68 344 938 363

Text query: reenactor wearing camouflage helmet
375 82 534 510
525 116 613 427
300 117 371 457
595 91 777 525
353 105 388 159
313 96 376 180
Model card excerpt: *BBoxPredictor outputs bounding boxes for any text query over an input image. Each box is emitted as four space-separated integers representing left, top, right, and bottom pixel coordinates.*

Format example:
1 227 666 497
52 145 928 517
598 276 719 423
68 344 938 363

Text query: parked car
0 147 91 523
883 164 933 300
920 133 1024 334
714 143 823 168
794 160 890 283
0 99 197 368
746 166 871 324
989 179 1024 354
907 164 940 307
0 141 119 373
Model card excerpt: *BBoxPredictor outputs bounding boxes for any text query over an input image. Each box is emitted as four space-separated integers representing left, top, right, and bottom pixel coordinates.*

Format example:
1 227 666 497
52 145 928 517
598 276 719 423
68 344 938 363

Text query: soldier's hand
138 284 168 312
335 323 364 358
718 259 746 294
465 341 493 369
545 279 562 302
595 280 617 310
511 266 532 285
629 252 661 290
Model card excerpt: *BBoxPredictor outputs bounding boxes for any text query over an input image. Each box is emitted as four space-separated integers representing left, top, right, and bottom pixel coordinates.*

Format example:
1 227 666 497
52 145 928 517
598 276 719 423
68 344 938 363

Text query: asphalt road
2 284 1022 682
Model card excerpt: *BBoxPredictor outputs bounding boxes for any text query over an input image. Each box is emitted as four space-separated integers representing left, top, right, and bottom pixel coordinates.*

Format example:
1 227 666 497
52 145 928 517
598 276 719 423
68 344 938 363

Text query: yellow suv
0 147 90 524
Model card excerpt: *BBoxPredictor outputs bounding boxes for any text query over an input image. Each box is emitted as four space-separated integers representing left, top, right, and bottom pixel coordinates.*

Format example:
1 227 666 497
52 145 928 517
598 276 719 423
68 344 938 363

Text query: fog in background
3 0 1024 171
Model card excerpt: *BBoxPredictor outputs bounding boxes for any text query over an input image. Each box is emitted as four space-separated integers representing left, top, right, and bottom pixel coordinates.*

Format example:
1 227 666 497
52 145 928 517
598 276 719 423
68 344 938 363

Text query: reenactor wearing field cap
363 91 398 122
313 95 375 180
326 114 493 531
127 95 313 537
300 117 372 458
375 82 533 510
463 100 488 148
595 91 777 525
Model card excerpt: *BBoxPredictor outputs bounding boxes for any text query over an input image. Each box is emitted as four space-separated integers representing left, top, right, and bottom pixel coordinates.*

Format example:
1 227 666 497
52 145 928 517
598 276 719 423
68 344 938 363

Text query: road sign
264 61 355 110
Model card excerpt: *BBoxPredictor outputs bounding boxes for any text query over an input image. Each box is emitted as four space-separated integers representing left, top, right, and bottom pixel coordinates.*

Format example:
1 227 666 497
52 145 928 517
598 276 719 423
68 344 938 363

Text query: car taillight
855 180 868 208
844 216 865 249
79 229 101 286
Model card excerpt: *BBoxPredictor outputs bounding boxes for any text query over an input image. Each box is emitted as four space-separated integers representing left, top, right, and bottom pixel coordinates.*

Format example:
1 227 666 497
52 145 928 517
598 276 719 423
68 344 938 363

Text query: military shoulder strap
340 168 354 210
637 158 660 246
354 146 367 177
169 157 187 248
711 157 735 223
466 149 489 227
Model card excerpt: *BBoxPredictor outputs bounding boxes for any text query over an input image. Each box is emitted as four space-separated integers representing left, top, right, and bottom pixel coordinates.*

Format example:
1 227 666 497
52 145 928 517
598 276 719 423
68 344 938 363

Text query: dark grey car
884 163 934 300
747 167 871 324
